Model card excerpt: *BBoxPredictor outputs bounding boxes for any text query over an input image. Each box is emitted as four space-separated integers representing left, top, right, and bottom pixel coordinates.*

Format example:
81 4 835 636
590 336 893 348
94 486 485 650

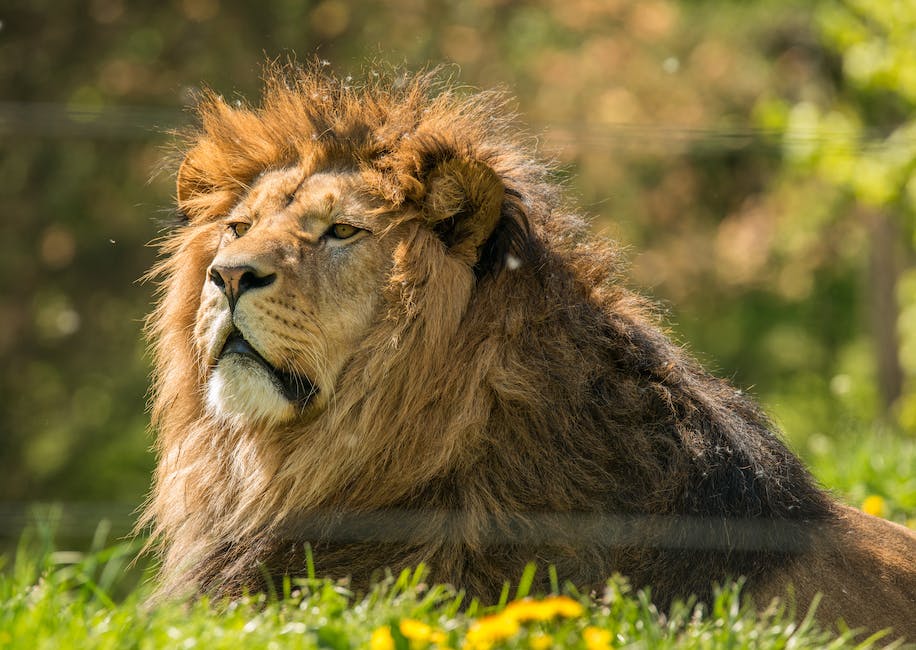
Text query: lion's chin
206 356 298 426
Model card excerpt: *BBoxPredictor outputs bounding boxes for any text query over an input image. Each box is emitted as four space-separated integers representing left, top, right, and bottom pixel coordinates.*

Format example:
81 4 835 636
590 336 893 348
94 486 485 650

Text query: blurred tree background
1 0 913 540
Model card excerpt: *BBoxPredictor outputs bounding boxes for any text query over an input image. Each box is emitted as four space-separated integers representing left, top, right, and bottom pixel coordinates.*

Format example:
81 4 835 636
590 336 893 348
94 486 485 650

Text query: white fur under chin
206 356 296 426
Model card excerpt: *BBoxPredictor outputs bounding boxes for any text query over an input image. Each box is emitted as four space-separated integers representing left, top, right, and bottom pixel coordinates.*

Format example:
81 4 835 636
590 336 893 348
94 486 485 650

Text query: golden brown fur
142 62 916 641
755 505 916 638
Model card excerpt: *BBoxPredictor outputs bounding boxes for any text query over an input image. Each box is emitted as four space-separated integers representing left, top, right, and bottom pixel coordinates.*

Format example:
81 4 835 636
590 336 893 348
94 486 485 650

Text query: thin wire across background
1 100 908 152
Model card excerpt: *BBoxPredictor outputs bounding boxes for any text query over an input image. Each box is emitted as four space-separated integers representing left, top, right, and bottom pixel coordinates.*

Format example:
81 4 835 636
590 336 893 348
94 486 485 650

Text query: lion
142 62 916 640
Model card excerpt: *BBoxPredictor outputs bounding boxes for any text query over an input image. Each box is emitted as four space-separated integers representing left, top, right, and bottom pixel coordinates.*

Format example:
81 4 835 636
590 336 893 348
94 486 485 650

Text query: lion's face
194 166 394 426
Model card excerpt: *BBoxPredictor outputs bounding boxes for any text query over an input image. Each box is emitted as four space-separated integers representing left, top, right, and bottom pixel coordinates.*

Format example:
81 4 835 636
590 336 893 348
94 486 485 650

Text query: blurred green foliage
753 0 916 435
1 0 913 535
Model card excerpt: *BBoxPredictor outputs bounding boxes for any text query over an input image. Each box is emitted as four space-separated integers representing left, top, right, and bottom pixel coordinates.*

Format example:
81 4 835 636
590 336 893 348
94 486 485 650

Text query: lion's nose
208 264 276 311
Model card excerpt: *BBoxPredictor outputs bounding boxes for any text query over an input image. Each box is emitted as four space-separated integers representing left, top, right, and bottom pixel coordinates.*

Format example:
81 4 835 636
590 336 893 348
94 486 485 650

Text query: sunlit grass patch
0 527 883 650
777 424 916 524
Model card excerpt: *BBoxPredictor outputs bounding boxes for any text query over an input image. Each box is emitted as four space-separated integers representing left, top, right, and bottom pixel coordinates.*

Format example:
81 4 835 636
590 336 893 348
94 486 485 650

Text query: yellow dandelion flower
528 631 554 650
504 599 556 622
400 619 430 639
370 626 395 650
583 626 613 650
464 614 520 650
543 595 584 618
503 596 585 622
861 495 886 517
398 618 447 647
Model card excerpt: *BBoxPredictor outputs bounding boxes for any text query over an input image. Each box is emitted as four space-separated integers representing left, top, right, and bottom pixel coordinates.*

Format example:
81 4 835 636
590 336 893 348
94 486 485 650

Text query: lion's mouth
218 330 318 405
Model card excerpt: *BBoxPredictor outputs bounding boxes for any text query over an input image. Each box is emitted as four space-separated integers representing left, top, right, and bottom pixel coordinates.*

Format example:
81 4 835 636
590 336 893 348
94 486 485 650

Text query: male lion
143 63 916 639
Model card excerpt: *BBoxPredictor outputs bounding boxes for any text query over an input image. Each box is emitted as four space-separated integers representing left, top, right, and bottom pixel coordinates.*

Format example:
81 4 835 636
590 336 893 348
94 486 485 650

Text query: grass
799 428 916 524
3 431 913 649
0 523 899 650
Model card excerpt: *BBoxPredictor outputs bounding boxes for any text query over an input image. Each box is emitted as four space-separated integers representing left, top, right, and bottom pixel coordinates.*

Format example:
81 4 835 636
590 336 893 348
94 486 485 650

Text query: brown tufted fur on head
142 61 916 641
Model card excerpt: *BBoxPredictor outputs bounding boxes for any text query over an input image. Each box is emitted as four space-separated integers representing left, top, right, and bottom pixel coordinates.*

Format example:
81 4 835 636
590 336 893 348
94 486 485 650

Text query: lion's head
159 66 524 430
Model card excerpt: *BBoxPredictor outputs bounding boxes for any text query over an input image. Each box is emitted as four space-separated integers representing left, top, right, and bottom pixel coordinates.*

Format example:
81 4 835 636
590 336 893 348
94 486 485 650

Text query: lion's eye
228 222 251 238
327 223 361 240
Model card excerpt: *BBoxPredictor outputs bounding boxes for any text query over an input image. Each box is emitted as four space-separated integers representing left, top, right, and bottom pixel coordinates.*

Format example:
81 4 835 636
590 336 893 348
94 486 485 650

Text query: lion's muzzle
218 330 318 405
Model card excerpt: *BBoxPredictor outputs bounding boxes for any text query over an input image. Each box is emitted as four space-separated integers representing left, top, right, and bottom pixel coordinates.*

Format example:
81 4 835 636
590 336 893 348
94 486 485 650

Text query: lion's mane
142 62 914 638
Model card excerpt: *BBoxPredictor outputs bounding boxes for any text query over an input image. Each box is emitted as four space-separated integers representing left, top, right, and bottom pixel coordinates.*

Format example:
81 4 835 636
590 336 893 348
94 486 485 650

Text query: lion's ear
176 156 201 205
423 157 505 267
175 153 227 221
